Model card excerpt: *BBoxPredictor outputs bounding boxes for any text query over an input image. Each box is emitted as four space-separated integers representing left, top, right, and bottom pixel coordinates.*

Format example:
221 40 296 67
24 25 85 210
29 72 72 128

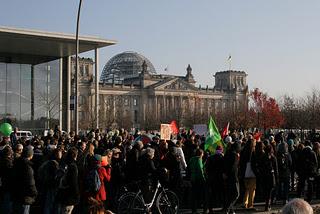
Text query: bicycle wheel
117 192 146 214
156 189 179 214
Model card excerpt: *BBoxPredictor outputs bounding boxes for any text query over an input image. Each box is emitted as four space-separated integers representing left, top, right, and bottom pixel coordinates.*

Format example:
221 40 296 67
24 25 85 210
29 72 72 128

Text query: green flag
204 116 225 154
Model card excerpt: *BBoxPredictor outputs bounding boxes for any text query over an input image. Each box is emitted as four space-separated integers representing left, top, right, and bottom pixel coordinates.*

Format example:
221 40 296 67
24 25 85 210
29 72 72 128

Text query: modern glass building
0 26 116 133
0 60 60 131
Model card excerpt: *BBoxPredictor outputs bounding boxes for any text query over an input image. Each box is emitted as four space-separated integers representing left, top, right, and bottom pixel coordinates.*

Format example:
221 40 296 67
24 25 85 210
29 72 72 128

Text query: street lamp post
75 0 83 133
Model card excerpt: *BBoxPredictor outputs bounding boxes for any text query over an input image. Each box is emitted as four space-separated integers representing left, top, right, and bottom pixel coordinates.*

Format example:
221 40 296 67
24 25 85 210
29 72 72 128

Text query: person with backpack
56 147 80 214
276 141 292 205
85 154 111 206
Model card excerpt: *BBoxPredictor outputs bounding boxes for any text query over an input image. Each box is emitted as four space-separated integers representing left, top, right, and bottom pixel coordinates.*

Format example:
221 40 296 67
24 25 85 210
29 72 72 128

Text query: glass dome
100 51 156 83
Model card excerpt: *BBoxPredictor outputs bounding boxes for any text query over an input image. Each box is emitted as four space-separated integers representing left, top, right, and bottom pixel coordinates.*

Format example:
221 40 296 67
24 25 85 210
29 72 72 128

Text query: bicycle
117 180 179 214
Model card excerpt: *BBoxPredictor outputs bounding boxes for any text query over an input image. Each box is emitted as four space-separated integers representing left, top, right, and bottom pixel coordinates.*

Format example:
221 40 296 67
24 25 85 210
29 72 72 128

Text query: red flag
170 120 179 135
221 122 229 139
254 132 262 141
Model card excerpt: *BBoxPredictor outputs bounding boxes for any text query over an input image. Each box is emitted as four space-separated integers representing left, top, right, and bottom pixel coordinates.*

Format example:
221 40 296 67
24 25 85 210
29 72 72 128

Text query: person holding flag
204 116 226 154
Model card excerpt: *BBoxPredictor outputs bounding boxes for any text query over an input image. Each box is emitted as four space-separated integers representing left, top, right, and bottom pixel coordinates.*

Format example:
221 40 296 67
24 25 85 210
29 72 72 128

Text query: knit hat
22 145 34 158
94 154 102 162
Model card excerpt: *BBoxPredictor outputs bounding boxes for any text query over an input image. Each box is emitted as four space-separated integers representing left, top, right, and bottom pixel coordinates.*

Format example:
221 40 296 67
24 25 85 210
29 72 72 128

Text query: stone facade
72 54 248 130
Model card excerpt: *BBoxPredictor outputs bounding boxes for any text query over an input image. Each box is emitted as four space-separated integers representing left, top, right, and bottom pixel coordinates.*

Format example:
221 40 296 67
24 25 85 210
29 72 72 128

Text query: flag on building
221 122 230 140
205 116 226 154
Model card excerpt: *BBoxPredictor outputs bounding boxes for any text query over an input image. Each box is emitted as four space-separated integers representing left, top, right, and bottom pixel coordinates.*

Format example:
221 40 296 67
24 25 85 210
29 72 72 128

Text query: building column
155 95 158 120
61 56 71 133
113 95 116 120
95 48 99 129
30 65 35 121
163 95 166 119
59 59 63 129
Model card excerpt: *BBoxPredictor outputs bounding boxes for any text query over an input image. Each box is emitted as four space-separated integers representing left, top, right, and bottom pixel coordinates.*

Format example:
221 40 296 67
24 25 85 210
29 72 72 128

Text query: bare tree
36 91 59 129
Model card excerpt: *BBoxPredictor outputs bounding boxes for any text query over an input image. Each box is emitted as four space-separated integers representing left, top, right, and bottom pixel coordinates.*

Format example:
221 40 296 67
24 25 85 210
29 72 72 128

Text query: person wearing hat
11 146 37 214
85 154 111 207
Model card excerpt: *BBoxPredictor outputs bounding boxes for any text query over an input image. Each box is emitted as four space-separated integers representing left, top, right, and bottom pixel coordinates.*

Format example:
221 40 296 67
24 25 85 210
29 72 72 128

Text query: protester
205 145 225 212
56 147 79 214
0 146 14 213
298 140 318 202
13 143 23 159
239 138 257 209
38 148 62 214
261 144 278 211
188 148 206 214
223 141 241 214
313 142 320 199
85 154 111 207
277 141 292 204
11 145 37 214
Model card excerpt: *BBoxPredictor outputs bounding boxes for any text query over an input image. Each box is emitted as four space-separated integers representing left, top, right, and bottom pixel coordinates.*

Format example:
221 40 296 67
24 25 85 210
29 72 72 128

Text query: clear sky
1 0 320 98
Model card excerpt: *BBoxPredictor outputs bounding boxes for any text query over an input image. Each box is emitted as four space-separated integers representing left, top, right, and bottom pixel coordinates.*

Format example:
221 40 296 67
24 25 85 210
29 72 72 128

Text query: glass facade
0 60 60 131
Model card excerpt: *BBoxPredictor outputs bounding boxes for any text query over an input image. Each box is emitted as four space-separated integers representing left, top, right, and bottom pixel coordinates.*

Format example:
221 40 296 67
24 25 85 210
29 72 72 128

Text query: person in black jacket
276 142 292 205
0 146 14 213
205 145 225 212
261 145 278 211
223 142 241 214
38 148 62 214
313 142 320 199
12 145 37 214
298 141 318 202
56 147 80 214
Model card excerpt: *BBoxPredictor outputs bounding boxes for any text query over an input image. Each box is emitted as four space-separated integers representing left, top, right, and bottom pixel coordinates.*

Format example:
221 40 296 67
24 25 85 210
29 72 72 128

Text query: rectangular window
133 98 137 106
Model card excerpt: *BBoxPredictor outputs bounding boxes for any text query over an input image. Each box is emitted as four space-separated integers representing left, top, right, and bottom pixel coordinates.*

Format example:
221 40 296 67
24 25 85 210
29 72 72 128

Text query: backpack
85 168 101 193
56 164 69 189
278 154 288 172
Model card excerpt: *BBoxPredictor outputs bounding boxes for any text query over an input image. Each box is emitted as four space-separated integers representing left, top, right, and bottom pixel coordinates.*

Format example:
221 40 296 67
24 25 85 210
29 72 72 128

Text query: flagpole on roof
227 54 232 71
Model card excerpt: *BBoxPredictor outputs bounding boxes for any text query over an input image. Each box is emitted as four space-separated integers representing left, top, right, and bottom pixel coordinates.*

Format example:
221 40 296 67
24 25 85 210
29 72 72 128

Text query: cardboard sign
193 124 207 136
160 124 172 140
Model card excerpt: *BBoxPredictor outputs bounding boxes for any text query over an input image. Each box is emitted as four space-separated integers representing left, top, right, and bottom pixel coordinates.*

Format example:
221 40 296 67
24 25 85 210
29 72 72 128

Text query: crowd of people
0 125 319 214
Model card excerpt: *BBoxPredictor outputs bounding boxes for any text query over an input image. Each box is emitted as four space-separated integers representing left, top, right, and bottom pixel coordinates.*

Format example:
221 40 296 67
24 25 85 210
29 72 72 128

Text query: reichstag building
74 51 248 130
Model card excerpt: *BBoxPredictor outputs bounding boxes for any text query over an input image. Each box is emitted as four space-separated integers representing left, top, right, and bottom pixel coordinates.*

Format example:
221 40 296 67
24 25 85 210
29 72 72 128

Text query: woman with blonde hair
240 138 257 209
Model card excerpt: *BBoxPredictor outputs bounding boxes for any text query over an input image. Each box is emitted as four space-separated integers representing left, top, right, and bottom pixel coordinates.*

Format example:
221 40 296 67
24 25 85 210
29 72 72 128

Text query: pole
47 64 51 129
94 48 99 129
75 0 83 133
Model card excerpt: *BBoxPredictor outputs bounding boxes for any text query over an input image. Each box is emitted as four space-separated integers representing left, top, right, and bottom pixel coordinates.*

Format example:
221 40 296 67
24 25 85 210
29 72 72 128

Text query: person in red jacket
85 154 111 206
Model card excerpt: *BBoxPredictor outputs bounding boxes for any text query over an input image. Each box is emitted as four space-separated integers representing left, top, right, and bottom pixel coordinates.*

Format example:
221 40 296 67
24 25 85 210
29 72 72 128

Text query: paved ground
179 200 320 213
